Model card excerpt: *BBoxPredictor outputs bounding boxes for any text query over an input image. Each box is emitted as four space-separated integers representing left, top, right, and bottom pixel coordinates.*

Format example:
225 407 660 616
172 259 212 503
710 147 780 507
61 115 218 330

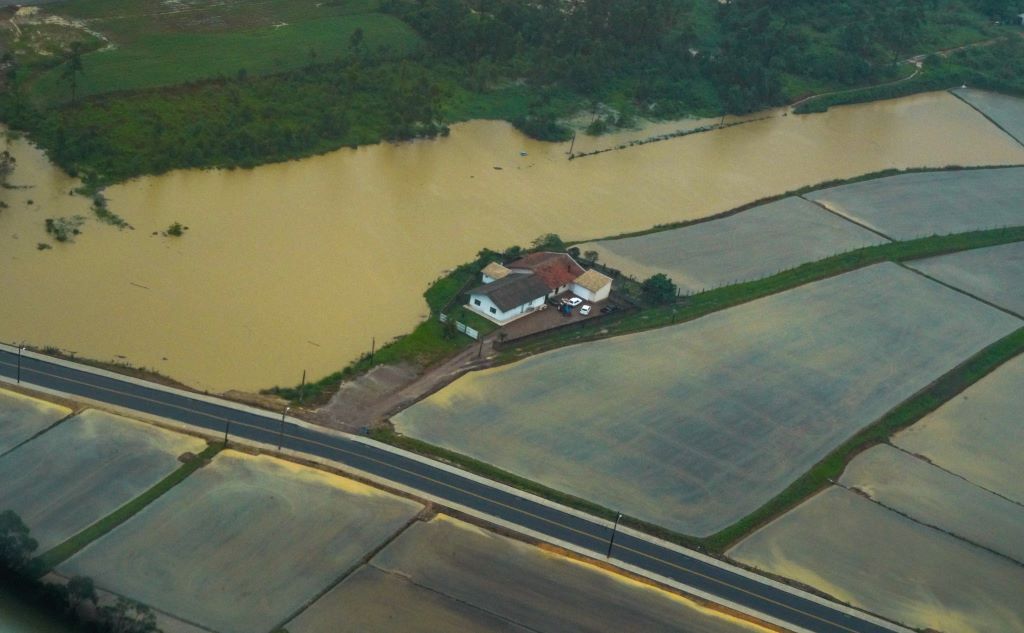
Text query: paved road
0 347 904 633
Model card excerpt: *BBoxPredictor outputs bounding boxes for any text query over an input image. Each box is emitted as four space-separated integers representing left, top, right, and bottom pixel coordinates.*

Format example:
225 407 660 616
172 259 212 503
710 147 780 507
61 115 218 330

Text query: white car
579 304 592 316
564 297 583 307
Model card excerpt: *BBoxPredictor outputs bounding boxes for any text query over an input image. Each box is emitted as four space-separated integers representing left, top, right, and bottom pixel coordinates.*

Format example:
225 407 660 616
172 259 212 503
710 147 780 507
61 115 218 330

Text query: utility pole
568 132 576 156
16 346 24 384
223 420 231 446
298 370 306 405
370 337 375 362
606 512 623 558
477 334 485 359
278 406 290 451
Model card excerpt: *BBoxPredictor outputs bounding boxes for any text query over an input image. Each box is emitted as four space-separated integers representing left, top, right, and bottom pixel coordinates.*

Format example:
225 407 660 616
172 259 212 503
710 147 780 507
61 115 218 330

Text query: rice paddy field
893 353 1024 505
0 409 204 552
59 451 422 633
805 167 1024 240
287 515 766 633
953 87 1024 145
393 263 1022 536
907 240 1024 316
0 387 70 455
577 197 889 292
727 486 1024 633
839 444 1024 563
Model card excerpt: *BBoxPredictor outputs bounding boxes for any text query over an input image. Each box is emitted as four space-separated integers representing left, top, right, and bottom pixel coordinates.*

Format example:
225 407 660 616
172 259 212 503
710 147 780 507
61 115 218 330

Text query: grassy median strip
706 327 1024 552
35 442 223 574
505 226 1024 359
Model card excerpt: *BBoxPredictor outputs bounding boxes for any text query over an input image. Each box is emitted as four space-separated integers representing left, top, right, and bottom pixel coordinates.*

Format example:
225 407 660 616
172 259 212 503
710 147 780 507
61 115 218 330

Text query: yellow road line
1 356 863 632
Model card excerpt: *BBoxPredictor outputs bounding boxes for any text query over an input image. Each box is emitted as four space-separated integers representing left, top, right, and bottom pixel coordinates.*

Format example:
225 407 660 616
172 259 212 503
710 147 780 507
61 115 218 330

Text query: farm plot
578 197 888 292
805 167 1024 240
894 353 1024 505
906 241 1024 316
840 444 1024 563
727 486 1024 633
288 515 765 633
0 409 203 552
394 263 1021 536
0 388 70 455
953 88 1024 145
60 451 422 633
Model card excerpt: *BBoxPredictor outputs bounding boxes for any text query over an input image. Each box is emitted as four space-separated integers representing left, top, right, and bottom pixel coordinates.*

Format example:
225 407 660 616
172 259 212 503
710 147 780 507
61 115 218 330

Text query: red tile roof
507 252 584 291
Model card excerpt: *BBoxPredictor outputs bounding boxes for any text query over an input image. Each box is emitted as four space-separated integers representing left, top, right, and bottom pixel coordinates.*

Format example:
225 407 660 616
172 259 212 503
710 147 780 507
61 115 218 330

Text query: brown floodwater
2 91 1023 392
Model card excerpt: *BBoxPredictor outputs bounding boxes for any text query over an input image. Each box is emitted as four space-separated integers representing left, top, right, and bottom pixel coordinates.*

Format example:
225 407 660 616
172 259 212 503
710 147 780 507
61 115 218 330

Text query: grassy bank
35 441 222 573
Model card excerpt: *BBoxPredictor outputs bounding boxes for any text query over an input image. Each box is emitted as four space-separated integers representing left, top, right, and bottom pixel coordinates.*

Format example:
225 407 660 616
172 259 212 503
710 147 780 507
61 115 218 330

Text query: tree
100 597 159 633
0 510 38 573
531 233 565 251
0 150 15 187
61 41 85 104
583 250 599 263
66 575 98 614
641 273 677 305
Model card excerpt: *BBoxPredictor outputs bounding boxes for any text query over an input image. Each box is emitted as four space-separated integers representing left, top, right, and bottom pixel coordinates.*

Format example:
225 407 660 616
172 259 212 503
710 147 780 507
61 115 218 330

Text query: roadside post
278 406 290 451
606 512 623 558
16 346 24 384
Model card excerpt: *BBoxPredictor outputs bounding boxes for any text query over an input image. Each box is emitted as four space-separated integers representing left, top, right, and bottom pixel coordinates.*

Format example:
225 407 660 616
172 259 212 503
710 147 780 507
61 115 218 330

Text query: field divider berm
34 442 224 574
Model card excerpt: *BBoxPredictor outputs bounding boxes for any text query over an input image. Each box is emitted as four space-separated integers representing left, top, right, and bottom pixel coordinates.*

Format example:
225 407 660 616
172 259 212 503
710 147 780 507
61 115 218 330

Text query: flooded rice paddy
2 92 1024 391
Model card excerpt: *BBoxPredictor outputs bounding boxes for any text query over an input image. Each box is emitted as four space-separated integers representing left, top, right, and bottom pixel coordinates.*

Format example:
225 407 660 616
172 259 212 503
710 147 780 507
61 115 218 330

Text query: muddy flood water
2 91 1023 392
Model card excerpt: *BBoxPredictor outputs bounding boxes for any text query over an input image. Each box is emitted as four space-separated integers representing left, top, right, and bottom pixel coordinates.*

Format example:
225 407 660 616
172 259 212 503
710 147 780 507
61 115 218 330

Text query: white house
467 274 550 324
570 269 613 303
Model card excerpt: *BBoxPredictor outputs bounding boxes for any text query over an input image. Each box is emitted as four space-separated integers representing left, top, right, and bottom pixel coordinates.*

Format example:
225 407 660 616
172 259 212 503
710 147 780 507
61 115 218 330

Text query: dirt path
314 334 498 432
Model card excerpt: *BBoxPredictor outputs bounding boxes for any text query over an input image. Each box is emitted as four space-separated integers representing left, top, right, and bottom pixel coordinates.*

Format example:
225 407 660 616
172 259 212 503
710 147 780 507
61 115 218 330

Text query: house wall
468 293 545 323
571 282 611 303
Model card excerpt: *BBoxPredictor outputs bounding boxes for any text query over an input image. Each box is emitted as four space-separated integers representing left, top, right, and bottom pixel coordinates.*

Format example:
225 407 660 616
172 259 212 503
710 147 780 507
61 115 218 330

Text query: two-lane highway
0 345 906 633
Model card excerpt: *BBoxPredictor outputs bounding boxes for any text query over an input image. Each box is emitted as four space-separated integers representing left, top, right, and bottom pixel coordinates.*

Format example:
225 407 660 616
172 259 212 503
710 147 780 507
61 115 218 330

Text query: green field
288 515 765 633
60 451 422 633
908 241 1024 316
728 486 1024 633
394 263 1021 536
0 409 205 552
24 0 421 104
0 388 70 455
806 167 1024 240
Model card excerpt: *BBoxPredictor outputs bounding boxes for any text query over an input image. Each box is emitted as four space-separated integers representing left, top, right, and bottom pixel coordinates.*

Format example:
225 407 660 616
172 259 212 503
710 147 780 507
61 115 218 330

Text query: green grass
30 14 421 104
705 325 1024 551
34 441 222 573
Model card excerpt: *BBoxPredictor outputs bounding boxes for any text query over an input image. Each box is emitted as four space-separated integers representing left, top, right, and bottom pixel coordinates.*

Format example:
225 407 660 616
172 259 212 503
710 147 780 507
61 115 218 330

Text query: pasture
727 486 1024 633
579 197 888 292
393 263 1021 536
0 388 70 455
27 0 421 103
907 241 1024 316
0 409 203 552
894 354 1024 505
953 88 1024 145
60 451 422 633
805 167 1024 240
840 444 1024 563
288 515 764 633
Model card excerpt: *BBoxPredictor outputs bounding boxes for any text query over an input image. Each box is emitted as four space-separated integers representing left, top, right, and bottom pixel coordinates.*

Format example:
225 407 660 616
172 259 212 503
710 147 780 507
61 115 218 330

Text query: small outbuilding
481 261 512 284
570 269 613 303
1019 12 1024 25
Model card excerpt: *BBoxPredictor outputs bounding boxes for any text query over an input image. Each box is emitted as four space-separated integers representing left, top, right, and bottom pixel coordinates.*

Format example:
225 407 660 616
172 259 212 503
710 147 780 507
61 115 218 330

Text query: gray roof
469 274 549 312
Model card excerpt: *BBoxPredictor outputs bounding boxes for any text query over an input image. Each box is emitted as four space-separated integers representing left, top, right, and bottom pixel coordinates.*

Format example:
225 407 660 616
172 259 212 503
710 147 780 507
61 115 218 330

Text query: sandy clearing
394 263 1021 535
728 486 1024 633
0 387 70 455
0 409 203 551
906 240 1024 316
290 515 767 633
893 353 1024 505
805 167 1024 240
840 444 1024 563
60 451 422 633
578 197 889 292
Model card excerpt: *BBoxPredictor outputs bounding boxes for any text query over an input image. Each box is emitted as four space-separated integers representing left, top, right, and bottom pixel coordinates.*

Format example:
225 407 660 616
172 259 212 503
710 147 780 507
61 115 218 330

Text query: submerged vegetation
1 0 1022 184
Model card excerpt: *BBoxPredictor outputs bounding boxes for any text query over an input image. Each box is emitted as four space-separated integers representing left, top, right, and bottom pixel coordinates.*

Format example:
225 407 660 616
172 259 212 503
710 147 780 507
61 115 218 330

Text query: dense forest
1 0 1023 184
